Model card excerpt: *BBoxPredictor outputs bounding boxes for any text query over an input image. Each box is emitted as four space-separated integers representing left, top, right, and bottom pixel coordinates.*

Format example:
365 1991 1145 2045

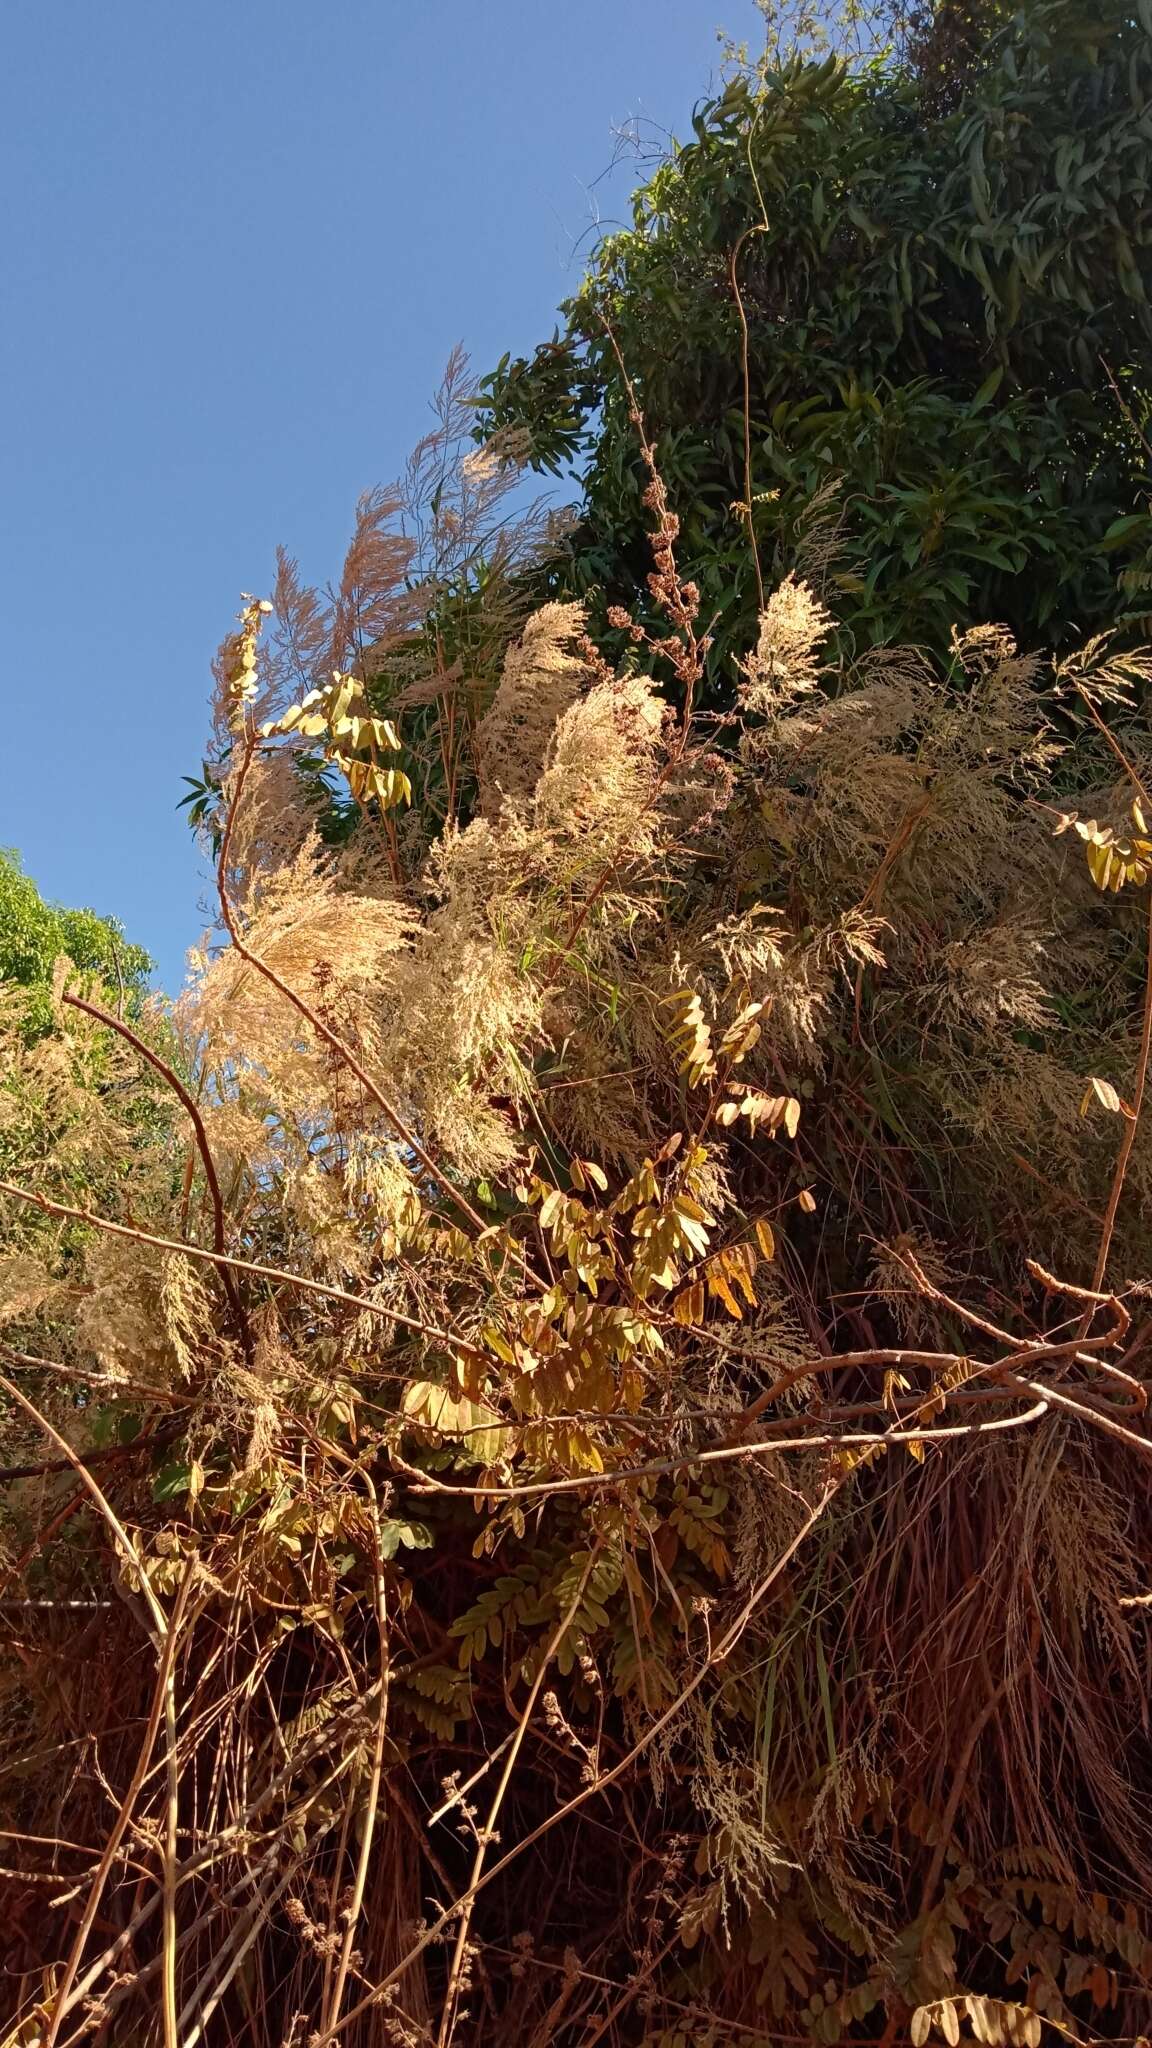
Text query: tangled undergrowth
4 379 1152 2048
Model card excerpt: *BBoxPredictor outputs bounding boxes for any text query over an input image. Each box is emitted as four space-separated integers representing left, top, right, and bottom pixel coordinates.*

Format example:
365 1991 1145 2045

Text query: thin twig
216 726 490 1238
400 1396 1052 1503
62 989 253 1359
315 1482 841 2046
0 1369 186 2048
0 1179 487 1362
437 1542 604 2048
323 1483 391 2037
1090 889 1152 1299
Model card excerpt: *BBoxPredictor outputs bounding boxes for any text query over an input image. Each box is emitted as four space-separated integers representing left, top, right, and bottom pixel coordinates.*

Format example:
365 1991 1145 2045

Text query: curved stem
729 225 767 615
436 1541 604 2048
1090 888 1152 1299
62 989 253 1360
0 1178 487 1363
217 729 489 1238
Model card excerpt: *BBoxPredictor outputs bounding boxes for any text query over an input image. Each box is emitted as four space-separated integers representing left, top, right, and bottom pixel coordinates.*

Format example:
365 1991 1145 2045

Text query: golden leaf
402 1381 508 1465
672 1281 705 1326
706 1269 742 1318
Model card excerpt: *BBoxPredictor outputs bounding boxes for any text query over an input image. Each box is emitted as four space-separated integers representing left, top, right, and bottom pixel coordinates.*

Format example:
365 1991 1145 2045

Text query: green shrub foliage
479 0 1152 680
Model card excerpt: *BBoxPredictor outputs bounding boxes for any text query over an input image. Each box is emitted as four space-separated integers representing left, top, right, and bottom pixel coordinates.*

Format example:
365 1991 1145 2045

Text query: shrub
478 0 1152 683
3 395 1152 2044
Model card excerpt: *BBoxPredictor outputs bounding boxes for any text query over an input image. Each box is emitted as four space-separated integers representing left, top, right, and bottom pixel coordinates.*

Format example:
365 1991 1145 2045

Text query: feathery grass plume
0 1252 56 1329
533 668 666 856
474 600 590 814
212 746 325 917
399 347 560 615
869 1230 962 1342
327 484 421 680
378 349 569 852
191 832 417 1117
270 544 332 697
738 571 833 716
197 350 568 868
68 1233 213 1382
929 920 1054 1035
788 469 849 593
368 929 544 1180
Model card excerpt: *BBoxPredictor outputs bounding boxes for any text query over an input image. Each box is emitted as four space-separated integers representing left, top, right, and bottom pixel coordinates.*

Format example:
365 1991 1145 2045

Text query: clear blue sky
1 0 761 994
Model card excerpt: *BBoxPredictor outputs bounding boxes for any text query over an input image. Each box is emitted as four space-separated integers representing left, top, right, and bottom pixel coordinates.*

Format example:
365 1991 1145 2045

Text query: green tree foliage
478 0 1152 679
0 854 159 1260
0 848 151 1033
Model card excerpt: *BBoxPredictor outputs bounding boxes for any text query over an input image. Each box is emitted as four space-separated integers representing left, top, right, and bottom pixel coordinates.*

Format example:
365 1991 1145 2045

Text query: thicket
0 858 157 1289
479 0 1152 672
4 7 1152 2048
0 853 150 1037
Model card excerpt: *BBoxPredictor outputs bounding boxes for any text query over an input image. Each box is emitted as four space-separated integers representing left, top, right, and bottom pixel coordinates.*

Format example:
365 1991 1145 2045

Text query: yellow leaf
672 1281 705 1326
1081 1076 1122 1115
724 1242 758 1305
754 1218 776 1260
402 1381 507 1463
720 1000 765 1063
571 1157 608 1192
797 1188 817 1214
705 1260 742 1319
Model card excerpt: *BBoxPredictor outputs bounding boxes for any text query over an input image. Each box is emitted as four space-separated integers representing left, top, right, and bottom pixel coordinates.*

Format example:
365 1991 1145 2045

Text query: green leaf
152 1462 192 1502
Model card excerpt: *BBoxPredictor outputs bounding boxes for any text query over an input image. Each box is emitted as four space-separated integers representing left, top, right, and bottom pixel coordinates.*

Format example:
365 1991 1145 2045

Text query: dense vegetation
3 6 1152 2047
0 857 156 1263
0 851 150 1035
479 0 1152 673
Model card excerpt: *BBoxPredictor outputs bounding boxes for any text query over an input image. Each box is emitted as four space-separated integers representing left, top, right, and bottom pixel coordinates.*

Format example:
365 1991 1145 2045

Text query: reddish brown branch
62 989 253 1361
0 1179 487 1363
216 729 490 1239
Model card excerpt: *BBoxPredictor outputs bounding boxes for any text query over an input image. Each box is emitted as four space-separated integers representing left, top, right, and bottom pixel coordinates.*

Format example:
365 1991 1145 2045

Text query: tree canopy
479 0 1152 677
0 848 151 1029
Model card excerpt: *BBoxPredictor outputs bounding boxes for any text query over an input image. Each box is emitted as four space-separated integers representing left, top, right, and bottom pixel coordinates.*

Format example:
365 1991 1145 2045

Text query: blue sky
1 0 761 994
